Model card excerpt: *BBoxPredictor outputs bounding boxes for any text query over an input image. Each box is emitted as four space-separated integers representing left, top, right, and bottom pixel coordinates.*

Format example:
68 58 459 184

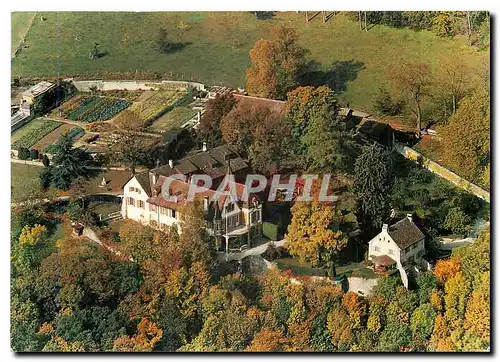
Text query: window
127 197 135 206
149 204 157 213
171 209 176 219
150 220 158 228
137 200 145 209
160 207 168 215
129 187 134 192
374 246 380 252
388 249 394 255
226 202 235 213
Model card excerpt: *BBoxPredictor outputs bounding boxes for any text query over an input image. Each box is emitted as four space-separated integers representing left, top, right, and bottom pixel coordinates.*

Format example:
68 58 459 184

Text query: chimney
382 224 388 232
169 159 174 168
407 213 413 222
197 111 201 122
202 142 207 152
151 172 156 186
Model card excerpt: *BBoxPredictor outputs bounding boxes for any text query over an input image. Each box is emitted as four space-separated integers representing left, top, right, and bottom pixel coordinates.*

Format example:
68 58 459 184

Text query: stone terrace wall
70 79 205 92
394 142 490 203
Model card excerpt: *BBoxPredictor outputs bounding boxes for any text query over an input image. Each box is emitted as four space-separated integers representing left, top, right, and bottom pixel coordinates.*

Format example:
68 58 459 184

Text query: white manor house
121 144 263 239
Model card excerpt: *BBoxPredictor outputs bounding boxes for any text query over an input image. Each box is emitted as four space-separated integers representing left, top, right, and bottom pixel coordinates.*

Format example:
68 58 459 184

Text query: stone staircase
101 210 122 222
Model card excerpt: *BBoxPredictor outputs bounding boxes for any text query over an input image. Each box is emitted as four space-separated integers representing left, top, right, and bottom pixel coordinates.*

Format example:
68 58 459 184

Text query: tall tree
284 86 353 172
197 92 236 147
436 55 470 114
246 26 308 100
286 201 348 278
352 144 394 237
390 61 432 131
439 87 490 185
110 134 150 175
47 134 93 190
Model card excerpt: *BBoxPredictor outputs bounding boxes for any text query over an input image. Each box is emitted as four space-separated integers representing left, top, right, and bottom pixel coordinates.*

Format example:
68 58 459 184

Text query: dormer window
226 202 235 213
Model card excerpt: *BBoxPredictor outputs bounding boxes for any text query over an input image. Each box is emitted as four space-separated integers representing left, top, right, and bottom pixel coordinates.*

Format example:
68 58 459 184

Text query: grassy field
11 163 131 203
11 163 44 202
11 12 36 56
12 12 488 113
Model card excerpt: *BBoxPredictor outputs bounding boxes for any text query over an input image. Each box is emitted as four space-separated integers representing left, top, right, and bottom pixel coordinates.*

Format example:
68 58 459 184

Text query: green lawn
11 12 36 56
12 12 488 114
149 106 196 131
11 163 44 203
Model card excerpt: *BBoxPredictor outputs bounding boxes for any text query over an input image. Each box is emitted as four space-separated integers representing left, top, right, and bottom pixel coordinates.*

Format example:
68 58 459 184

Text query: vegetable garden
130 88 192 124
11 120 62 150
68 96 130 122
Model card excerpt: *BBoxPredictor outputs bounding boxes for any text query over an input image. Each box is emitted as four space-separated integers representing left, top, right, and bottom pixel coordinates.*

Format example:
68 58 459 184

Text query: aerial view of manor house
10 10 490 352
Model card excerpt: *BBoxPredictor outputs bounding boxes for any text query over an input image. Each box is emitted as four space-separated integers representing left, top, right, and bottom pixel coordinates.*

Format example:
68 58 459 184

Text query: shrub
42 154 50 167
18 147 30 160
263 221 279 240
374 87 404 116
29 149 39 160
443 207 472 236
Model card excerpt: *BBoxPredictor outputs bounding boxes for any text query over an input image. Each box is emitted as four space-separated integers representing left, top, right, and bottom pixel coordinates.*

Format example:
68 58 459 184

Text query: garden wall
394 142 490 203
71 79 205 92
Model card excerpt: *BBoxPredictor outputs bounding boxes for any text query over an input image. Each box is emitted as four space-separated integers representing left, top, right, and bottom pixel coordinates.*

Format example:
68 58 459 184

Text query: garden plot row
68 96 130 122
11 119 62 150
130 88 190 122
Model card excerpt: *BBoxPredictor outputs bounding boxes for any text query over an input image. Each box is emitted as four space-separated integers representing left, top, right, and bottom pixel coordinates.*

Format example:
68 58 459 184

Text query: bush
374 87 404 116
29 148 39 160
18 147 30 160
263 221 279 240
42 154 50 167
443 207 472 236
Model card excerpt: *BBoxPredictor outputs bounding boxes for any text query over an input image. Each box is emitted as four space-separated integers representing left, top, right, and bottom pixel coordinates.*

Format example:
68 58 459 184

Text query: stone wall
71 79 205 92
394 143 490 203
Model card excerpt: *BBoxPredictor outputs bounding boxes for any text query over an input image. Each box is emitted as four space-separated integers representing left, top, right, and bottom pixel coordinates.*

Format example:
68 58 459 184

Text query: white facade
121 175 262 235
368 222 425 266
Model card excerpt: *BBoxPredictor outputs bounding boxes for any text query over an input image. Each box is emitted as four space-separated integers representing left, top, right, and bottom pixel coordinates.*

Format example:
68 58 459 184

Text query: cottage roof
22 81 56 98
128 144 249 197
388 217 425 249
370 255 396 266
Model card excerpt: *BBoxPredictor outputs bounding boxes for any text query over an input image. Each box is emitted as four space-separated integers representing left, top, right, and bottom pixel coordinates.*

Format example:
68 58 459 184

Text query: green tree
49 134 93 190
410 303 437 338
443 207 472 236
352 144 394 236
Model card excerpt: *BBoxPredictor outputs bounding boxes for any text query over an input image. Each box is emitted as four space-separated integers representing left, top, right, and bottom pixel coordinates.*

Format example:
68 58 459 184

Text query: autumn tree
220 100 289 174
198 92 236 146
286 201 348 277
113 318 163 352
246 26 308 100
439 87 490 185
390 61 432 131
246 328 284 352
352 144 394 237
